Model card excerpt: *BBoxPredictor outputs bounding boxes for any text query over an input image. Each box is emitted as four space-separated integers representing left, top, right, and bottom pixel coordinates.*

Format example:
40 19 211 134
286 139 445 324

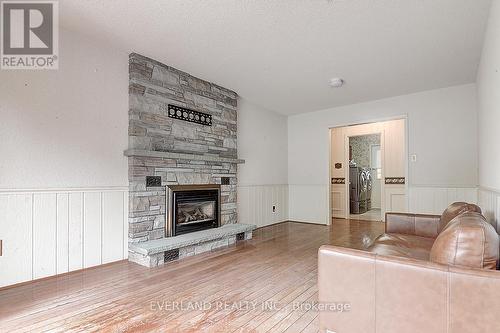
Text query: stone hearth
128 223 255 268
126 53 254 267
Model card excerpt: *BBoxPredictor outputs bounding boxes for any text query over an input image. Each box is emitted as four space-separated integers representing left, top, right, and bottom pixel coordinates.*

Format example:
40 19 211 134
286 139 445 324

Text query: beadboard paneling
409 186 478 215
0 188 128 288
68 192 84 271
102 191 126 264
0 194 32 288
56 193 69 274
237 185 288 228
33 193 57 279
478 187 500 232
83 192 102 268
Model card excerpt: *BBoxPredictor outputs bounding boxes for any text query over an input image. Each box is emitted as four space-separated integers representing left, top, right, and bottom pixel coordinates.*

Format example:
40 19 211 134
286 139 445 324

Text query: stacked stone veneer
128 53 239 243
350 134 380 168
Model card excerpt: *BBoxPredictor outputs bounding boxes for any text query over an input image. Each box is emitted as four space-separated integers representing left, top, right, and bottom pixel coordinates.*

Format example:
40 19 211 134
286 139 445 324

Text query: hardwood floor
349 208 382 222
0 220 384 333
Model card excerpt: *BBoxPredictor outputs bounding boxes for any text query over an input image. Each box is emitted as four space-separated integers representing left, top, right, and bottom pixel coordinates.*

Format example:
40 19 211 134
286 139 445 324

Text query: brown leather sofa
318 202 500 333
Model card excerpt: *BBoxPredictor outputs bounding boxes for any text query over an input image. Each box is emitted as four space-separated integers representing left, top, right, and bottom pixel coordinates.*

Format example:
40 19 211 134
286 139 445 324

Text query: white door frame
328 115 409 224
344 130 385 221
369 143 382 209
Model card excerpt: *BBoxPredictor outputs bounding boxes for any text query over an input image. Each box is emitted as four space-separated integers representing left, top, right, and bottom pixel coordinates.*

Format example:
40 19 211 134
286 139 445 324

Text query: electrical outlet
272 205 276 213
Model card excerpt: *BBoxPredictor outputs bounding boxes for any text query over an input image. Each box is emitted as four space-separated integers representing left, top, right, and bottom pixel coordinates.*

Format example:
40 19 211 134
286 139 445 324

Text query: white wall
478 0 500 192
289 84 479 224
0 28 129 189
237 99 288 186
0 28 129 288
477 0 500 230
237 98 289 227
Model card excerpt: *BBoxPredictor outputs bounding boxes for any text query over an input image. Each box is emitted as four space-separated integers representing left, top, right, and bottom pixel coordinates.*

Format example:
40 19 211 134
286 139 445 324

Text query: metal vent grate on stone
167 104 212 126
164 249 180 262
146 176 162 188
236 232 245 241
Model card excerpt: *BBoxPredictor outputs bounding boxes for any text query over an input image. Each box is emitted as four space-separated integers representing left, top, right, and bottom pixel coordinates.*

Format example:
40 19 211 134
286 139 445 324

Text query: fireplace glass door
170 188 219 236
177 200 216 225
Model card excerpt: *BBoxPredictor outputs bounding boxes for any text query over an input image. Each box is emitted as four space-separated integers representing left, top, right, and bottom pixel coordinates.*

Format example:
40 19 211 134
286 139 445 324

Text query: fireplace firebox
166 185 221 237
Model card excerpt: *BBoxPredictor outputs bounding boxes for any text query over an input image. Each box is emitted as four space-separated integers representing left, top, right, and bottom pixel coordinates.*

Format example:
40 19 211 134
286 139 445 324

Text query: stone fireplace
125 53 254 267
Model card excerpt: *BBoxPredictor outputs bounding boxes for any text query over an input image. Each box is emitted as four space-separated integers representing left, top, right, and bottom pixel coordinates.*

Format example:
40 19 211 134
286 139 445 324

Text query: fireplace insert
166 185 220 237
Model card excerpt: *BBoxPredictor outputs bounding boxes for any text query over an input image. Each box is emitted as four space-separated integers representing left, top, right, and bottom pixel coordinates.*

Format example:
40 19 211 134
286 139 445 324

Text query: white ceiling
60 0 492 115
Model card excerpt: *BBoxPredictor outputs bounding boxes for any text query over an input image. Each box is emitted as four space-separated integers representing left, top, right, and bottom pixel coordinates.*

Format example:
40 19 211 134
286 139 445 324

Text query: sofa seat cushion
367 233 435 261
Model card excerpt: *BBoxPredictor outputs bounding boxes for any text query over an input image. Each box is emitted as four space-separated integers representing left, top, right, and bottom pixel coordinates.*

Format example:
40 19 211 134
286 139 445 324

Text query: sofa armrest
318 245 500 333
385 212 440 238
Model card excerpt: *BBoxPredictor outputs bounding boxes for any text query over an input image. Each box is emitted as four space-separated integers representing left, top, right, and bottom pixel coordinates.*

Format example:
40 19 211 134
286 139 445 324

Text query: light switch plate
410 154 417 162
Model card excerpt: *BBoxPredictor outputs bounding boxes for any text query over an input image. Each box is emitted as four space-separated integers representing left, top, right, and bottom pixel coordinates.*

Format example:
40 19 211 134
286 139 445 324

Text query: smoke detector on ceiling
329 78 344 88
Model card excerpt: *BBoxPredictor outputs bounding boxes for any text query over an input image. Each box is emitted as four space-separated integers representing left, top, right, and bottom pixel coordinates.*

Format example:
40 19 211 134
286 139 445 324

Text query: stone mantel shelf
124 149 245 164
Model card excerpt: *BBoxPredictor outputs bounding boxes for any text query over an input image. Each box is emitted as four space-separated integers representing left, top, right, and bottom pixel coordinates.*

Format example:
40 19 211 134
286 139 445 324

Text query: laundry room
348 134 381 220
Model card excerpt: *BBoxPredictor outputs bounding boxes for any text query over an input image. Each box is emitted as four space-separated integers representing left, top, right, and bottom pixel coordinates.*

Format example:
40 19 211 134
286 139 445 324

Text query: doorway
348 134 382 221
329 118 407 223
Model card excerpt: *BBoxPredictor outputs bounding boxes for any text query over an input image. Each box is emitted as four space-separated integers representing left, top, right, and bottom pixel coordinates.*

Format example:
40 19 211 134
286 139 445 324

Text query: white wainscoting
408 186 478 215
0 187 128 288
297 184 478 224
237 185 289 228
331 184 346 219
478 187 500 232
385 185 407 214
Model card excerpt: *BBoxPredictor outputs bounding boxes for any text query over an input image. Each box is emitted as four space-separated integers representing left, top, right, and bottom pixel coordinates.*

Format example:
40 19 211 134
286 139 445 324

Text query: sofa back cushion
430 212 499 269
438 202 482 233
